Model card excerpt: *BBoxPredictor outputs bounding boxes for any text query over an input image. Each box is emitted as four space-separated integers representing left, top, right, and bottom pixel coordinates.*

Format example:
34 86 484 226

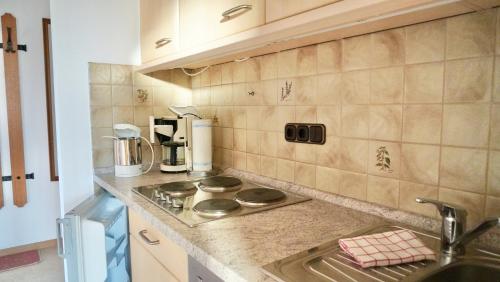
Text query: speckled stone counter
93 168 495 281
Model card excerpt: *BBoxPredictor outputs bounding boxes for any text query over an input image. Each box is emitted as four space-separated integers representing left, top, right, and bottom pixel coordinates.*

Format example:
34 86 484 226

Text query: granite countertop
93 168 430 282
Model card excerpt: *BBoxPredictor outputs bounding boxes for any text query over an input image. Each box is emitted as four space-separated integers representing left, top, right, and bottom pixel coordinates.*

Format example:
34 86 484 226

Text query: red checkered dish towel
338 229 436 268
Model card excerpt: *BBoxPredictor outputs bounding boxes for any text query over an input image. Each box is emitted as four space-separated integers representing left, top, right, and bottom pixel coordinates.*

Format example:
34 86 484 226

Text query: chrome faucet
416 198 500 257
450 217 500 251
415 198 467 254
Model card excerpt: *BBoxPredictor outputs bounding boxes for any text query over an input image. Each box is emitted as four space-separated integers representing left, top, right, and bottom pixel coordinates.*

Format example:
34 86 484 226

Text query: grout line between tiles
483 9 499 217
436 18 448 201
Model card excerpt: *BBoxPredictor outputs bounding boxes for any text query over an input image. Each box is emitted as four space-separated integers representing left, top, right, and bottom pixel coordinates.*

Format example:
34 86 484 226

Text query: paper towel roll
192 119 213 172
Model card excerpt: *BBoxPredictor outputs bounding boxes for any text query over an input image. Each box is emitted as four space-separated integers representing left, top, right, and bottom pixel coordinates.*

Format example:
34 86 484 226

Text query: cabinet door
130 235 179 282
266 0 341 22
215 0 265 39
129 210 188 282
180 0 265 50
141 0 179 63
179 0 213 49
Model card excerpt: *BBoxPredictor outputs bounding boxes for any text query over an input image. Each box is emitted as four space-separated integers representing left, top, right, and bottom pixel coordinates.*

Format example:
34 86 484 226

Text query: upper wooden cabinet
140 0 179 63
179 0 265 50
137 0 488 72
266 0 341 22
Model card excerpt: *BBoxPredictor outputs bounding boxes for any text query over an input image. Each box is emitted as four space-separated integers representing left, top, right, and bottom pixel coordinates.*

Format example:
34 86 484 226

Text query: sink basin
420 261 500 282
262 225 500 282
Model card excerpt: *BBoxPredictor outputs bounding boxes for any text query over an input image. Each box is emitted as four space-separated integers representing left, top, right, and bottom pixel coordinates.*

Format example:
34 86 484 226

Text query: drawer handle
138 229 160 245
155 37 171 48
221 4 252 19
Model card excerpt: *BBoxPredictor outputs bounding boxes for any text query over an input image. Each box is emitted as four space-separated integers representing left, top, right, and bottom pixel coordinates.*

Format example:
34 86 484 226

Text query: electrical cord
181 66 210 77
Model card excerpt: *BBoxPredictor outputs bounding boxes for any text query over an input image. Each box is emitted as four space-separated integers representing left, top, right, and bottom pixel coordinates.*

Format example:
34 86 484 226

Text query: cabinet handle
221 4 252 19
155 37 171 48
138 229 160 245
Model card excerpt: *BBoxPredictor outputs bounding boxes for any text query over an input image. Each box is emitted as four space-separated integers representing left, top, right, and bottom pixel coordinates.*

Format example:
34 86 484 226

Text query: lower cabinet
129 209 188 282
130 236 179 282
128 209 224 282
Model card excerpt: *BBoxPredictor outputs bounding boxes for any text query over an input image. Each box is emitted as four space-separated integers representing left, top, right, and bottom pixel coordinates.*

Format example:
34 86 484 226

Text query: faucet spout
451 217 500 252
416 197 500 258
415 198 467 254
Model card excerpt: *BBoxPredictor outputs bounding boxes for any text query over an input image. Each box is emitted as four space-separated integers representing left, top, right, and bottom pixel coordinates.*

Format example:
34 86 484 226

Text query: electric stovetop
132 175 311 227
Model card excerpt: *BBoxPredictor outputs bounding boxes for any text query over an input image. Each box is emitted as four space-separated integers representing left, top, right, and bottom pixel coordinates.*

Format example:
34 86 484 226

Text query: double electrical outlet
284 123 326 144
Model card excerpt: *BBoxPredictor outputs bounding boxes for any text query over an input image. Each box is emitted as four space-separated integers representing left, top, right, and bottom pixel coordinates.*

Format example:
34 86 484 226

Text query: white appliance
104 124 154 177
167 106 214 175
56 191 130 282
191 119 213 172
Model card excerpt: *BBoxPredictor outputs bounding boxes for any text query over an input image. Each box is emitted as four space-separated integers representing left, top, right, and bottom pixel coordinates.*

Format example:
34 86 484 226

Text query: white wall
49 0 140 214
0 0 60 249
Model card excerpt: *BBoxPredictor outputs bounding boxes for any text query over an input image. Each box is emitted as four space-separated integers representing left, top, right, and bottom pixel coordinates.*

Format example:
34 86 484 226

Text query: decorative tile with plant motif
376 146 393 173
280 81 292 102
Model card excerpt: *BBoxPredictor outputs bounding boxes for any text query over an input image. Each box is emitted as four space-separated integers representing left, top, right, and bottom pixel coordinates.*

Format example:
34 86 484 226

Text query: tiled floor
0 247 64 282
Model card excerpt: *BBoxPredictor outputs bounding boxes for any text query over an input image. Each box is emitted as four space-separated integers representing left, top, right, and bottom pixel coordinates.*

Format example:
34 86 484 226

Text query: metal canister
113 137 142 166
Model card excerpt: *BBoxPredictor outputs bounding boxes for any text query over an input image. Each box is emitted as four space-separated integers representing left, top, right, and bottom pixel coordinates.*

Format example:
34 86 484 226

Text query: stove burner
193 199 241 218
198 176 242 193
235 188 286 207
159 181 197 198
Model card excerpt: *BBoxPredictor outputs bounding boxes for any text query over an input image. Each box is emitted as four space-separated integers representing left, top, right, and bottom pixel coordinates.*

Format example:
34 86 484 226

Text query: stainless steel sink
262 225 500 282
419 260 500 282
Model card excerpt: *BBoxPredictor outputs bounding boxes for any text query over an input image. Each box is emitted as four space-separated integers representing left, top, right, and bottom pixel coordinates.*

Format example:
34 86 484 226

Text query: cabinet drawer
266 0 341 22
129 209 188 282
180 0 265 49
130 236 178 282
140 0 179 63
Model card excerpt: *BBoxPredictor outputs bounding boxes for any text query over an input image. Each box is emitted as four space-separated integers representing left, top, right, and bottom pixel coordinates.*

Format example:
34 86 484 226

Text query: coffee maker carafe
149 116 187 173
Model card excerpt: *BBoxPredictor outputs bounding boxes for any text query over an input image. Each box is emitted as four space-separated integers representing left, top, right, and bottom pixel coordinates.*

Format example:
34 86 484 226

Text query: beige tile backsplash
88 10 500 228
446 10 495 60
367 175 399 208
404 62 444 103
405 20 446 64
89 63 192 169
190 10 500 227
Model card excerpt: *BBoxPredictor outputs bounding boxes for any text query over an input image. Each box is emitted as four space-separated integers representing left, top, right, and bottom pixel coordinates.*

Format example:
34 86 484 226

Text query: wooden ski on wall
1 13 27 207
